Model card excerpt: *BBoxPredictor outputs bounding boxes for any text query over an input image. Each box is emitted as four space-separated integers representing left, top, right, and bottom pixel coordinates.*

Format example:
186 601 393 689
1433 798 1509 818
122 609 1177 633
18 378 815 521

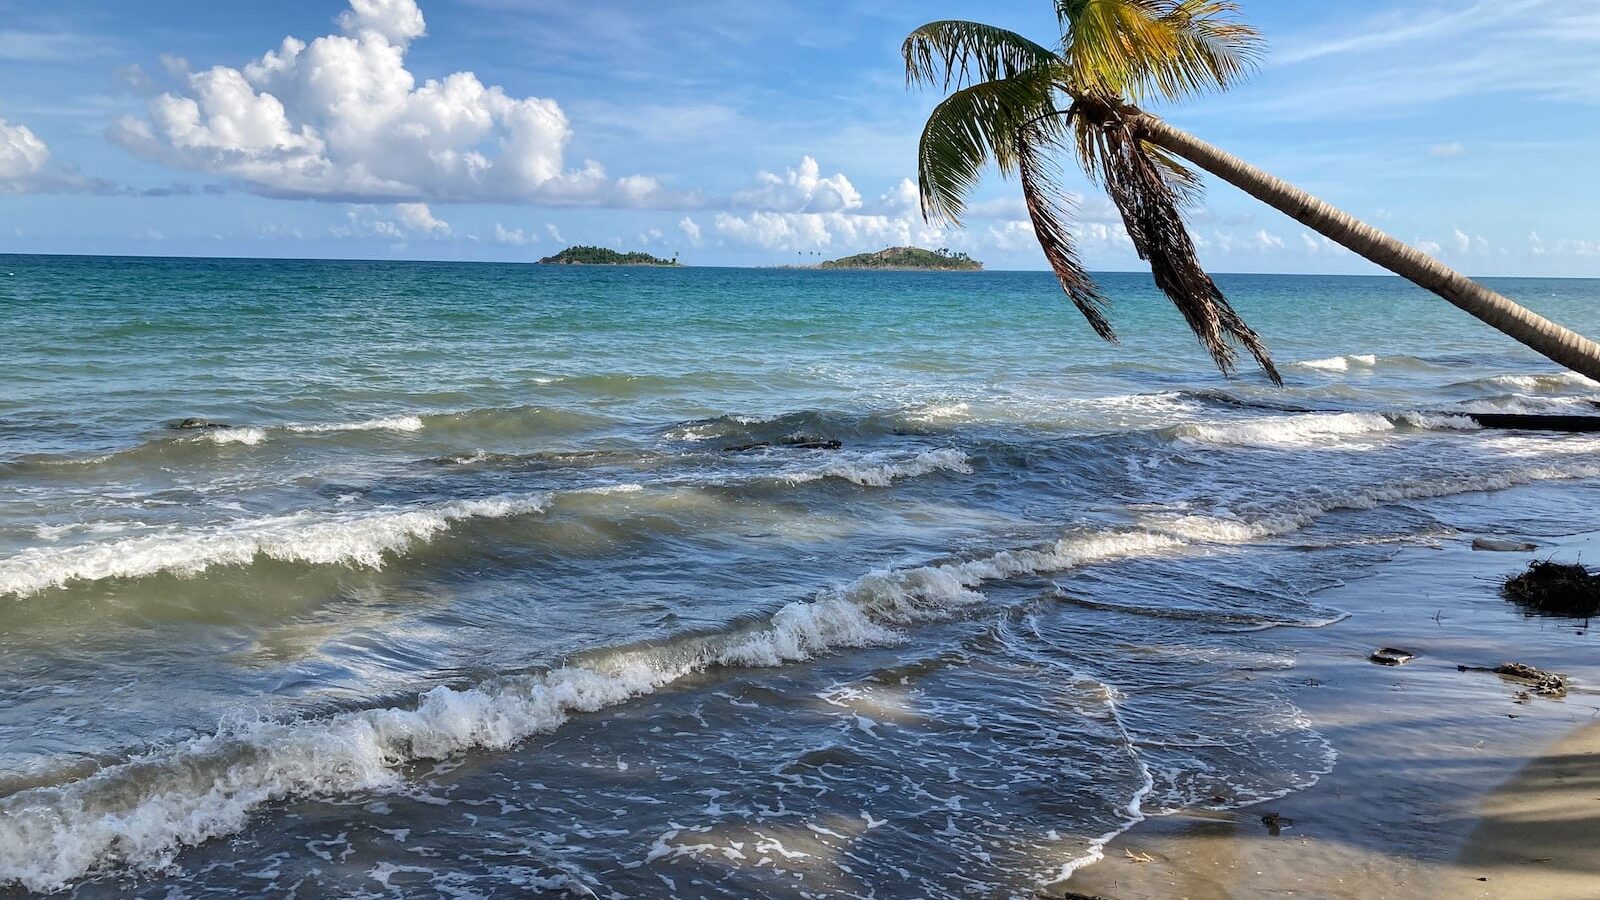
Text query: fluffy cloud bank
332 201 450 239
109 0 677 206
713 157 948 252
732 156 862 213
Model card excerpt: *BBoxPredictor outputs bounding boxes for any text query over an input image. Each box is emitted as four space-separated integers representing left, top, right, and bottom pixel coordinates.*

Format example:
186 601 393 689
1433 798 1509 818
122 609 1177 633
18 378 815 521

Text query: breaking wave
1455 371 1600 393
1170 411 1478 447
187 427 267 446
284 415 425 434
779 447 971 487
1294 353 1378 373
0 492 559 598
0 448 970 599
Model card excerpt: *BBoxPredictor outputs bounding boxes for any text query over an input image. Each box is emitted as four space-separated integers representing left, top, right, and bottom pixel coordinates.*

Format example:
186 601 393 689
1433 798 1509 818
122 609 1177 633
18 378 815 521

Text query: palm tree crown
907 3 1600 386
905 1 1278 382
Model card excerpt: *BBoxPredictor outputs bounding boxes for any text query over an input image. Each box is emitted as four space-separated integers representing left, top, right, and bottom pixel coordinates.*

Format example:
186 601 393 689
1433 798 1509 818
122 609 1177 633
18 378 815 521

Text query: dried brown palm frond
1015 126 1114 340
1074 100 1281 383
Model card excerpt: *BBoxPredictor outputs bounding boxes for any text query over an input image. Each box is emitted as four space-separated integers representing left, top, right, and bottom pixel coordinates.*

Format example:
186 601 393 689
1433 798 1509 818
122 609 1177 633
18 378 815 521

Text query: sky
0 0 1597 275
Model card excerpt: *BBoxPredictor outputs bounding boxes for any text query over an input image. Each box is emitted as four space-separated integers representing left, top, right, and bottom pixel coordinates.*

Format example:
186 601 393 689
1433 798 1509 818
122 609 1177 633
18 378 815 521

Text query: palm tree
906 1 1600 384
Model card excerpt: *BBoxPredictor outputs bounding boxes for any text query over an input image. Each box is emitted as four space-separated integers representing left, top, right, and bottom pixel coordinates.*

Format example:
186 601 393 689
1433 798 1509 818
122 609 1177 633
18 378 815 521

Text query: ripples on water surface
2 256 1600 896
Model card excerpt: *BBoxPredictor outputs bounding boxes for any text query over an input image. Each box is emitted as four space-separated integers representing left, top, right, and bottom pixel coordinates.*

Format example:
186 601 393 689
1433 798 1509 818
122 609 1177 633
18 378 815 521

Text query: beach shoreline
1057 518 1600 900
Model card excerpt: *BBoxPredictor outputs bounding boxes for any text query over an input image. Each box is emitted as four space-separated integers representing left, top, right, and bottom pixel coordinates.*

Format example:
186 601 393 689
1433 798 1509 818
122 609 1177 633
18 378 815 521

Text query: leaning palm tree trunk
1128 109 1600 383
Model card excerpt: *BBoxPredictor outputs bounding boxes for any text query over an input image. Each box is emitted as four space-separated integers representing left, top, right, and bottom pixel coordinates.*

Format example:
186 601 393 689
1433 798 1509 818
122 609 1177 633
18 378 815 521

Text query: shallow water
2 256 1599 896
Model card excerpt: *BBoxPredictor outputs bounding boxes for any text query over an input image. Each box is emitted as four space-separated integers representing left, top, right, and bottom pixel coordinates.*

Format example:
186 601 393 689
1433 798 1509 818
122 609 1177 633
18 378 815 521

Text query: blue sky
1 0 1597 274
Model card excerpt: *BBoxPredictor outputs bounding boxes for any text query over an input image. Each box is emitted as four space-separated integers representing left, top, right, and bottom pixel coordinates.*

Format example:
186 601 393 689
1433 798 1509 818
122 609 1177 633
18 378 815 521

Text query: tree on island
538 245 679 266
818 246 982 270
905 1 1600 384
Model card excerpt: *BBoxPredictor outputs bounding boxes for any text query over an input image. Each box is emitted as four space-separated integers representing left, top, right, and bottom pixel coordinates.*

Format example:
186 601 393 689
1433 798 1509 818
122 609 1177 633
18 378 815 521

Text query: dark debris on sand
1458 662 1570 698
1503 560 1600 618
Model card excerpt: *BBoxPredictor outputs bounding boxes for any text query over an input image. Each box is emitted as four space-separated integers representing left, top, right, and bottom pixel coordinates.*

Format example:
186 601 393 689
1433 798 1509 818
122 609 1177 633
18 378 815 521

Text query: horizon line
0 249 1594 282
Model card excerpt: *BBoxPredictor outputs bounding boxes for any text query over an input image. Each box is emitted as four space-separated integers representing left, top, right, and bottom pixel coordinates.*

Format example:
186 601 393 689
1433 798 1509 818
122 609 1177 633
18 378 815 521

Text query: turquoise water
2 255 1599 896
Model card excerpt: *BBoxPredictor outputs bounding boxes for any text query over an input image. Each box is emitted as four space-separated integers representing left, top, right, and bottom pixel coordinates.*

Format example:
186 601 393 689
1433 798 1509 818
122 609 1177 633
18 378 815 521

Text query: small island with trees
817 246 982 271
539 246 680 266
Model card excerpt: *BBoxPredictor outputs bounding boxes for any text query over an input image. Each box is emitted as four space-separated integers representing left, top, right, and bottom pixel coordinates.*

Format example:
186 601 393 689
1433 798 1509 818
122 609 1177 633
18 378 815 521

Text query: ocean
2 254 1599 897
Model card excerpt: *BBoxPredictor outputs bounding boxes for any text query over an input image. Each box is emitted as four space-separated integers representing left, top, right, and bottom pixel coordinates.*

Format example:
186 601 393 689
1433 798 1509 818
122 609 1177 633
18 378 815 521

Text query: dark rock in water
787 437 843 451
1464 413 1600 432
1260 811 1293 835
1369 647 1416 666
172 418 230 430
1472 537 1537 552
723 436 843 453
1503 560 1600 618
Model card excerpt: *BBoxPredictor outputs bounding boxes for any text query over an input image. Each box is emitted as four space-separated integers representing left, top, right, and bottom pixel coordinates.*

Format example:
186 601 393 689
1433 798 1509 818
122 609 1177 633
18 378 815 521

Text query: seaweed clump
1503 561 1600 618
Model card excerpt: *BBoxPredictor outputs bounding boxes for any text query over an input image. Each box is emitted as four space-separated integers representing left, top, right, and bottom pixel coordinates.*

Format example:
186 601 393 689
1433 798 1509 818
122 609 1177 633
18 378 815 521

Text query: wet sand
1057 512 1600 900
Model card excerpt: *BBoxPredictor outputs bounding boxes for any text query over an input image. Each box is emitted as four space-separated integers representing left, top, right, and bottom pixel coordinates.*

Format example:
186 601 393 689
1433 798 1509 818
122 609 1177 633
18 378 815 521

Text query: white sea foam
4 452 1599 891
0 493 553 598
1479 371 1600 392
1457 395 1598 415
1295 353 1378 373
781 448 972 487
666 415 764 443
1391 412 1480 431
904 401 972 423
191 427 267 446
1175 412 1477 447
33 522 140 542
284 415 425 434
1147 462 1600 545
1175 412 1394 446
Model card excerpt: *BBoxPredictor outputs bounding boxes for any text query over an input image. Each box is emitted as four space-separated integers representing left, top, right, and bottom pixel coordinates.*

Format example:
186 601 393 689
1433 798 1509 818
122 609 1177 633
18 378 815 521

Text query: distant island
817 246 982 271
539 246 680 266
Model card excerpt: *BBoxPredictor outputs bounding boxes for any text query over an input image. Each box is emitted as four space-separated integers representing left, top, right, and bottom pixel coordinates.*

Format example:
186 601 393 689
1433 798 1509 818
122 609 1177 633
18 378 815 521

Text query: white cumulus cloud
678 216 702 245
395 202 449 234
713 210 948 253
1253 229 1286 250
876 177 920 217
0 118 50 188
714 157 947 253
108 0 677 207
333 202 450 239
493 223 534 245
0 117 111 194
732 156 861 213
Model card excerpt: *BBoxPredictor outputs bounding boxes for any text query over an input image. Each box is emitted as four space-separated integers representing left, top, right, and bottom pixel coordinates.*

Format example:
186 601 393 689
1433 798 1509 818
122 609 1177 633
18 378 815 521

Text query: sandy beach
1060 502 1600 899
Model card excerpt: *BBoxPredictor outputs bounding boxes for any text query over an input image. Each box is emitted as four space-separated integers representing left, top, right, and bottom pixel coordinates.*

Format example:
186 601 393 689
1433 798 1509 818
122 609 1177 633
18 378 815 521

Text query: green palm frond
1055 0 1260 101
915 66 1066 224
1153 0 1263 97
903 20 1059 91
